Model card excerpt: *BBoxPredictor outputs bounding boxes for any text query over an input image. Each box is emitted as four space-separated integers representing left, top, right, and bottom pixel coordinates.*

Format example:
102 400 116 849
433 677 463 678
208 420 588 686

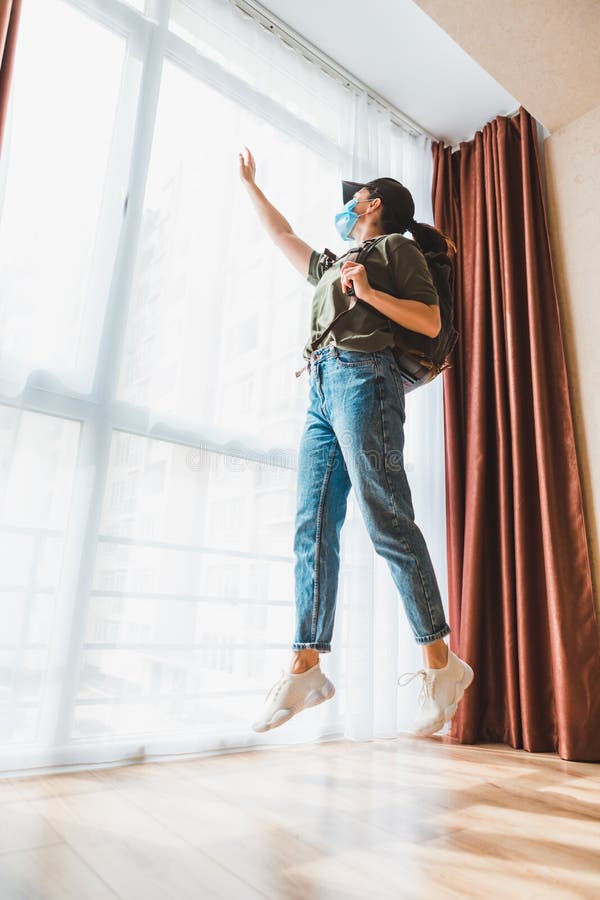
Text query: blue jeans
292 344 451 652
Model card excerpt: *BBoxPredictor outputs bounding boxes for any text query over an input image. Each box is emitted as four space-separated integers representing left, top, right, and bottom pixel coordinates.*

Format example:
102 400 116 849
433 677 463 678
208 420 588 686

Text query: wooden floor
0 735 598 899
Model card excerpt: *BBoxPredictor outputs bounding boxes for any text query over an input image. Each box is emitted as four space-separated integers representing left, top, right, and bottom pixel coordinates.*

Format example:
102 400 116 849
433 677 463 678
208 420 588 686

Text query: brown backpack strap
310 236 387 353
310 294 359 352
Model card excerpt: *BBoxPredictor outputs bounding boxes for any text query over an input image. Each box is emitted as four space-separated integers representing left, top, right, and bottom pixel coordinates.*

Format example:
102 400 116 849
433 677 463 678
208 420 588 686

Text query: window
0 0 441 766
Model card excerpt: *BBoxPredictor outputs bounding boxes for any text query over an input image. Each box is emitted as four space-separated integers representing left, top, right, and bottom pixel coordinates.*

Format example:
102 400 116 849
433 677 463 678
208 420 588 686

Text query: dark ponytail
408 220 457 262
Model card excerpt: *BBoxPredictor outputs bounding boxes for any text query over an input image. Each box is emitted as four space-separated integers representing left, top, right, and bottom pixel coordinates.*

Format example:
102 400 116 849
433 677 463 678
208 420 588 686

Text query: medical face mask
334 196 374 242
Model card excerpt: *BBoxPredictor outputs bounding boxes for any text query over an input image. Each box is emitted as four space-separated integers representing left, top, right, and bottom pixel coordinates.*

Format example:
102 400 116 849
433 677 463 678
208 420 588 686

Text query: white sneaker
397 648 474 736
251 662 335 733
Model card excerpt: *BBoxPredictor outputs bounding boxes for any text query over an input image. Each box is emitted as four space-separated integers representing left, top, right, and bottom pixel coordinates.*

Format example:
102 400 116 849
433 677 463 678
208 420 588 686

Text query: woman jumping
239 146 474 738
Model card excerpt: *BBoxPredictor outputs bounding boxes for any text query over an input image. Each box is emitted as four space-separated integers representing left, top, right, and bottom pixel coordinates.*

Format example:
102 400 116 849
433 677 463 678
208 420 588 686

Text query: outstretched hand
239 146 256 186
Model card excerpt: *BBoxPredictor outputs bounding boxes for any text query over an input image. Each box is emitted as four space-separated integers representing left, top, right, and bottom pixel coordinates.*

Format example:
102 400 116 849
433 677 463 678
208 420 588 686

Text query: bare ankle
289 650 319 673
422 639 449 669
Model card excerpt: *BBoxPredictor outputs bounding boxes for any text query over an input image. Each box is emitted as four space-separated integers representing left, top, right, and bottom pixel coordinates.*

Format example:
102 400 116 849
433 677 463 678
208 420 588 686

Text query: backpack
300 236 459 393
387 249 459 394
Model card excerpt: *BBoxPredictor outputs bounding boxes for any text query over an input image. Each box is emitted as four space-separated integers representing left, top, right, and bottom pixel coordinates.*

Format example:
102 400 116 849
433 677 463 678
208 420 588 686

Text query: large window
0 0 442 769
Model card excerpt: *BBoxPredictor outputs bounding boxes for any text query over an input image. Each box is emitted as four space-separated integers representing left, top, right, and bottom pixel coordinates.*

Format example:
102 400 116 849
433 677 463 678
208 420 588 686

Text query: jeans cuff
291 641 331 652
414 624 451 645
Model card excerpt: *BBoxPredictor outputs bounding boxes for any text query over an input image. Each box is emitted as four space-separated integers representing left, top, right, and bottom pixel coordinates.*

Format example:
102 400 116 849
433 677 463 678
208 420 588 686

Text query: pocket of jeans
334 350 376 367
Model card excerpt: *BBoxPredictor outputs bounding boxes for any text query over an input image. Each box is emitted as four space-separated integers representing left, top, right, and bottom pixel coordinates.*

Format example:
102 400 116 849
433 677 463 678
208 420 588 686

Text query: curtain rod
228 0 440 144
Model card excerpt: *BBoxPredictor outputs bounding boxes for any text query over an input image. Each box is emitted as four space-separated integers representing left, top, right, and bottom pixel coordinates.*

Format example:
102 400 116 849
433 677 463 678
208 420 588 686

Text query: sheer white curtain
0 0 449 774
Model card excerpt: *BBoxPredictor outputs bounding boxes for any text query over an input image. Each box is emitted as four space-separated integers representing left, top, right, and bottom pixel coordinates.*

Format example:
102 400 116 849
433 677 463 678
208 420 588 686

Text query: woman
239 147 474 738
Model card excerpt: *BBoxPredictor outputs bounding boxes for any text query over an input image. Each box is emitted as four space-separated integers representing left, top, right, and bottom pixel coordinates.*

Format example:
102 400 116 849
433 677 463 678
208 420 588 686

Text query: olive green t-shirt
303 233 439 360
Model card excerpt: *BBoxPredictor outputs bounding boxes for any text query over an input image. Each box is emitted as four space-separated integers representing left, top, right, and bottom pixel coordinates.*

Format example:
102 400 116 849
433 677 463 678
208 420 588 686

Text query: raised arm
239 146 315 279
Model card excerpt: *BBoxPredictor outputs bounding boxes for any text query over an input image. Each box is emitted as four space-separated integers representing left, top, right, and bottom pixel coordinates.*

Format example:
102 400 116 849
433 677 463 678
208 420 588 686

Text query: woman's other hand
239 146 256 187
340 261 372 300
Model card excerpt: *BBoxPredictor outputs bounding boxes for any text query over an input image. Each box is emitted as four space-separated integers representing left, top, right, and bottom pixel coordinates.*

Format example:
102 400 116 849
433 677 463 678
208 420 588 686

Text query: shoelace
397 669 434 707
263 668 287 706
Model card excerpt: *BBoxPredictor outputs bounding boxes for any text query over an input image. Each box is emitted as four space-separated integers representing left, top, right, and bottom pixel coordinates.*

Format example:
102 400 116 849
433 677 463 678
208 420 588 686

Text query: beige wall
414 1 600 608
543 105 600 603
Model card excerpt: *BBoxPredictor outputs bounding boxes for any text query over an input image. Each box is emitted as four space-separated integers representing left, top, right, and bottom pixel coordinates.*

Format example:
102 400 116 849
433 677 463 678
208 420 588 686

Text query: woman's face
350 188 383 239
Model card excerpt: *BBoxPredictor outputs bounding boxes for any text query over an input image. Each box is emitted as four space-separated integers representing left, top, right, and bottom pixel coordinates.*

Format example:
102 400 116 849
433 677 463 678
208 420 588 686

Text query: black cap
342 178 415 232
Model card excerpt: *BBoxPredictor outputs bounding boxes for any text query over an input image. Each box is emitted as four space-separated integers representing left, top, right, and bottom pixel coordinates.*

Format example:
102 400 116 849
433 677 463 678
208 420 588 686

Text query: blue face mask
334 196 373 242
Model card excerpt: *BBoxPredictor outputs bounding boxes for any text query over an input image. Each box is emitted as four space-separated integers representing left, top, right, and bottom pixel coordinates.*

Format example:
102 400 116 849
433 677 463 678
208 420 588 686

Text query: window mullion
46 5 172 749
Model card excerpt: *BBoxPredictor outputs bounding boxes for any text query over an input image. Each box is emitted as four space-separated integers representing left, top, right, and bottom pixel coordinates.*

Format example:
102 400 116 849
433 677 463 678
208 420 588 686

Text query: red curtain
432 106 600 761
0 0 21 154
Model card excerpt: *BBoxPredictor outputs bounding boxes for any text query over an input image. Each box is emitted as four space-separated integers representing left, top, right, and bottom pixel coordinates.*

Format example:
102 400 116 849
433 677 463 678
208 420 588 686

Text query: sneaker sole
252 679 336 733
412 661 475 737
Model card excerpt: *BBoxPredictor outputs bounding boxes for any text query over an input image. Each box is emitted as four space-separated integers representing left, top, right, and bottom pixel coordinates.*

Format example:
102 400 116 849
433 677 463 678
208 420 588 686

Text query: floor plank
0 737 598 899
